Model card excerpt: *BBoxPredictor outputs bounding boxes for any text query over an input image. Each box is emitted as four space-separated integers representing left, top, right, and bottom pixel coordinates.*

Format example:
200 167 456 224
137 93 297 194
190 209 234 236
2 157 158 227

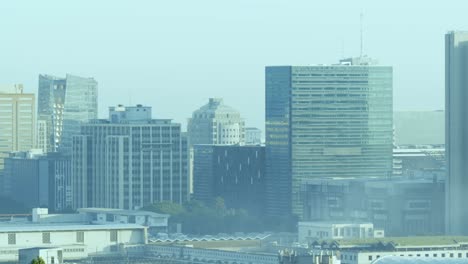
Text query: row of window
6 231 117 245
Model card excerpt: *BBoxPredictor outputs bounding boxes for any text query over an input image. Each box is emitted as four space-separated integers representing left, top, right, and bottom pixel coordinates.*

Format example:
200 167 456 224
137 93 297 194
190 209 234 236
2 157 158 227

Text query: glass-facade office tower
0 85 35 193
72 105 189 210
38 74 98 153
445 31 468 235
265 58 393 217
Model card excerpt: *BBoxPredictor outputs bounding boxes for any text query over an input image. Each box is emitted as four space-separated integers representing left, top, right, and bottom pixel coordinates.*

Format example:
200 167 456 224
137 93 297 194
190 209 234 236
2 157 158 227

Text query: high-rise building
187 98 245 147
0 85 35 192
72 104 189 210
193 145 265 214
265 58 393 217
445 31 468 235
38 74 98 153
3 150 72 212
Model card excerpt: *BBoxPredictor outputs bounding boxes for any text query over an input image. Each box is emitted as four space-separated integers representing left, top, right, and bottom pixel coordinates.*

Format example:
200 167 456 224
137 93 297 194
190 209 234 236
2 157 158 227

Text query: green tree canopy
31 256 46 264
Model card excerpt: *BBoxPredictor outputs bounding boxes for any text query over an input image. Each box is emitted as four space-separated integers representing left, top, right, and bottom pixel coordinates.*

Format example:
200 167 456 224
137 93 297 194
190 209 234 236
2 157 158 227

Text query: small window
459 253 462 258
434 254 438 257
450 253 454 258
442 254 446 257
76 231 84 243
8 233 16 245
43 232 51 244
110 230 118 242
369 255 373 261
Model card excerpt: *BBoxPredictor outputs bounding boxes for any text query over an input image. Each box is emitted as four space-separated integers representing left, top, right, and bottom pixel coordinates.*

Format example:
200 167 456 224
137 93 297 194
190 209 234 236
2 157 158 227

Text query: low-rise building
301 175 445 236
0 208 157 263
19 247 63 264
312 236 468 264
298 222 383 244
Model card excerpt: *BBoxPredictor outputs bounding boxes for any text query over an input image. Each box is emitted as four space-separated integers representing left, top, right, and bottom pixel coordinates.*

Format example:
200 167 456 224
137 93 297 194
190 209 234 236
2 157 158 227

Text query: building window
76 231 84 243
7 233 16 245
459 253 462 258
450 253 454 258
43 232 51 244
368 255 373 261
106 214 114 222
110 230 118 242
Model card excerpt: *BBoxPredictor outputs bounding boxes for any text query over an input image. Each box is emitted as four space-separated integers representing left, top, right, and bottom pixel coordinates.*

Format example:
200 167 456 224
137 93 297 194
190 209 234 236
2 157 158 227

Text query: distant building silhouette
72 104 188 209
37 74 98 153
394 110 444 147
445 31 468 235
265 58 393 218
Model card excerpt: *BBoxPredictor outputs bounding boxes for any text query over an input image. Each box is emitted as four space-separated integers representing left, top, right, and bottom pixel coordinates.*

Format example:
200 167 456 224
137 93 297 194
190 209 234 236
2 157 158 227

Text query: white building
19 247 63 264
312 236 468 264
0 223 146 262
245 127 262 145
187 98 245 147
298 222 383 244
72 105 189 210
77 208 169 231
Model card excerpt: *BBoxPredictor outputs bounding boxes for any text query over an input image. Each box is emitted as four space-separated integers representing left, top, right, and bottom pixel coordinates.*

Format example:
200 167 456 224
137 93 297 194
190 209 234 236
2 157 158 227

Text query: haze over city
2 1 468 264
1 0 464 128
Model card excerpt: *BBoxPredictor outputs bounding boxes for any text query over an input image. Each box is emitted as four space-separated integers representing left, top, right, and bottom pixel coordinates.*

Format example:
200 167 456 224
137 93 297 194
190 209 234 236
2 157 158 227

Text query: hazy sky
1 1 467 129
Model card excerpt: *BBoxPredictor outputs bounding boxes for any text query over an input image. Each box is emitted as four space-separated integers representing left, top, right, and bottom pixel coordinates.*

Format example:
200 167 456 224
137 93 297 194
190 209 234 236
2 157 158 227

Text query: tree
31 256 46 264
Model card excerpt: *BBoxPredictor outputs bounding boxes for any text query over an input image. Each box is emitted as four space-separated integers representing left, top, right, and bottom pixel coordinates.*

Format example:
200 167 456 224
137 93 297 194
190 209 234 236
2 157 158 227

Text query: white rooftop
0 223 145 233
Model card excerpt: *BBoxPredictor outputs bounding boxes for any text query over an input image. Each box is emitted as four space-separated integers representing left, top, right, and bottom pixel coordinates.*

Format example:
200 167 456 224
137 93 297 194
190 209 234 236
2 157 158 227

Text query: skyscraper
38 74 98 153
187 98 245 147
72 104 189 209
265 58 393 217
0 85 35 192
445 31 468 235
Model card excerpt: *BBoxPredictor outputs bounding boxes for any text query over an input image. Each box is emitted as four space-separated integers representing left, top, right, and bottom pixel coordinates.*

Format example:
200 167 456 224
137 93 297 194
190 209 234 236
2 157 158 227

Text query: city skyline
1 1 464 130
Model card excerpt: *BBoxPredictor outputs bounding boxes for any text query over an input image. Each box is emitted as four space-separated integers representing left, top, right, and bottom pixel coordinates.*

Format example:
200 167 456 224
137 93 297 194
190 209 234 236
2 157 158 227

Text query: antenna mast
360 12 364 58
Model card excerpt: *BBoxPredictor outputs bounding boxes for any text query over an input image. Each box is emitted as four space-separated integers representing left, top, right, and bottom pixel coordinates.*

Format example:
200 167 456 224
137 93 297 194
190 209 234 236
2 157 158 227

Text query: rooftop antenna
360 12 364 58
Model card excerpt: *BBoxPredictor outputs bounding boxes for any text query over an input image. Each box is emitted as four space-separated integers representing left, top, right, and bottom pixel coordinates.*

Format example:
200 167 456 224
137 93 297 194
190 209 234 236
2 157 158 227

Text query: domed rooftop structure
188 98 245 147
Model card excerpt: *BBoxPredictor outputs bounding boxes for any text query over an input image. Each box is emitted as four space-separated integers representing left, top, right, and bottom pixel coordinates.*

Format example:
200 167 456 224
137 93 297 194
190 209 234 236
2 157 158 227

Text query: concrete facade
72 105 189 210
0 85 35 194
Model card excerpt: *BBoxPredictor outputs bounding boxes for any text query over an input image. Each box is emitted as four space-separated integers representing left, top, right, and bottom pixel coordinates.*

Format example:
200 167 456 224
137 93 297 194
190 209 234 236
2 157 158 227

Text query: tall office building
445 31 468 235
0 85 35 192
38 74 98 153
72 104 189 210
265 57 393 217
187 98 245 147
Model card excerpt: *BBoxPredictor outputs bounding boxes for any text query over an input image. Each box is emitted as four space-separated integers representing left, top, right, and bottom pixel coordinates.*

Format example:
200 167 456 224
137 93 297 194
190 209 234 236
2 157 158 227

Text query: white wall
0 228 145 262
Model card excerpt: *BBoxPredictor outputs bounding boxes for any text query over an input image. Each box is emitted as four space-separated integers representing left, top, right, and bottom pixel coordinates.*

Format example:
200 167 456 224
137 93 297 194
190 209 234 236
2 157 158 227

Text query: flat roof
78 208 169 218
317 236 468 248
0 223 146 233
